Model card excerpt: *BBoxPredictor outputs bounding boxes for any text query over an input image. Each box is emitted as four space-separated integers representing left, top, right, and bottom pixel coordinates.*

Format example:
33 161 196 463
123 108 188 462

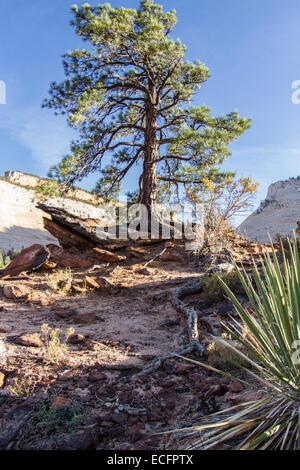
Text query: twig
143 247 167 268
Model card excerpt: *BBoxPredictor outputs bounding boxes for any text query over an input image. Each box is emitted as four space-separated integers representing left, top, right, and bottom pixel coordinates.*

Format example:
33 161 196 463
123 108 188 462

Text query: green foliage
35 180 60 197
34 403 83 434
47 156 78 183
43 1 251 204
201 270 244 305
171 236 300 450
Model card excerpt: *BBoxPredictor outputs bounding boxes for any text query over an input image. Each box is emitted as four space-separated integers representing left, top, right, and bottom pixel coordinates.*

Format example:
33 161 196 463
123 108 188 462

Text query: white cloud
0 103 75 169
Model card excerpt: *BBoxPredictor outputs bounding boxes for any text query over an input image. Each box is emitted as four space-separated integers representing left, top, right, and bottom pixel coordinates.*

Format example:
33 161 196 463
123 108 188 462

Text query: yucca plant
170 235 300 450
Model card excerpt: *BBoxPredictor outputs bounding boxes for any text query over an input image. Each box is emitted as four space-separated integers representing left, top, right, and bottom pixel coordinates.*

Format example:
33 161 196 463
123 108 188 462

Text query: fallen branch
143 247 167 268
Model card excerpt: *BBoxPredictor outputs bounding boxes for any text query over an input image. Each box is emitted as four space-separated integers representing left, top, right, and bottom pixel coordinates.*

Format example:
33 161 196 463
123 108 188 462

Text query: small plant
34 402 83 434
0 250 11 269
9 376 34 397
201 270 244 305
45 268 73 291
38 324 75 364
170 236 300 450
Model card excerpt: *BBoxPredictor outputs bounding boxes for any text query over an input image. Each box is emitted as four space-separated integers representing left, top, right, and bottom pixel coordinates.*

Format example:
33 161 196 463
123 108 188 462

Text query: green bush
35 180 60 197
201 271 244 305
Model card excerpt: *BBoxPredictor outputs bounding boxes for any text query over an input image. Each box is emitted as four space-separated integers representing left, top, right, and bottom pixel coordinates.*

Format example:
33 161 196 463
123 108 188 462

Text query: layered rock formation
239 178 300 243
5 170 98 204
0 172 112 253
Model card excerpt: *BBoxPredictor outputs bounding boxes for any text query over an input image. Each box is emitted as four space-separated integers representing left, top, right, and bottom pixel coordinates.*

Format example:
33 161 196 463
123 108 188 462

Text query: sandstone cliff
239 178 300 243
0 172 112 252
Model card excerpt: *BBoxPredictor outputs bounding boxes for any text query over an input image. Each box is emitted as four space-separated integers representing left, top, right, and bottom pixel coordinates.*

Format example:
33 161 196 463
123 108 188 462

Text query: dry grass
45 268 73 291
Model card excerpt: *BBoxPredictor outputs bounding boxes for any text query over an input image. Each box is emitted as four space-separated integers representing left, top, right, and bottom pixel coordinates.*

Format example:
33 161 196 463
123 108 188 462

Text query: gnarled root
132 277 205 379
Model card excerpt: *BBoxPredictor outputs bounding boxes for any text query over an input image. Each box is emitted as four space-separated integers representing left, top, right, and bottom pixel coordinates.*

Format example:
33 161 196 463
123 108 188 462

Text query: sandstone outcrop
239 178 300 243
0 172 113 252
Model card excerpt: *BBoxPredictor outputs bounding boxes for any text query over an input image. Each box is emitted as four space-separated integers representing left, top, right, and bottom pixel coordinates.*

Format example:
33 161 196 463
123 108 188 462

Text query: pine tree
44 0 251 219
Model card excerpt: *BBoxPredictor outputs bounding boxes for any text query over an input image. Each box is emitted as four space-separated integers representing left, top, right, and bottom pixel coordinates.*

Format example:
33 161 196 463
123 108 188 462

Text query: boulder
2 244 50 277
49 248 94 269
39 204 112 246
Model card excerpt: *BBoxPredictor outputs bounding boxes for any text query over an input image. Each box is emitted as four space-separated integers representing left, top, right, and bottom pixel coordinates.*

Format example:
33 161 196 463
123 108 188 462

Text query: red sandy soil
0 241 260 450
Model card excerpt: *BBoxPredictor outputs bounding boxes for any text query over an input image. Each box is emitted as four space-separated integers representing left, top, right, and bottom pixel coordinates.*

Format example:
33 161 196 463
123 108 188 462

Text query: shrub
37 324 74 364
170 236 300 450
201 270 244 305
35 180 60 197
34 402 83 434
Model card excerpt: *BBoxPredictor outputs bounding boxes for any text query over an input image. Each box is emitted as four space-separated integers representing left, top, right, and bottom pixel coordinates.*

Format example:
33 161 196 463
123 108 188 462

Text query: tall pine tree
44 0 251 217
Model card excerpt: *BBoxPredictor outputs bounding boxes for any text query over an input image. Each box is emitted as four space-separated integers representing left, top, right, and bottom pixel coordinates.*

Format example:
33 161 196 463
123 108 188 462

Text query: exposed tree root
132 277 205 379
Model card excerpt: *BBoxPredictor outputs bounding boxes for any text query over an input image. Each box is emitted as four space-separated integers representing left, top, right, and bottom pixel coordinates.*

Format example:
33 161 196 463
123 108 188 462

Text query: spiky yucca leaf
169 235 300 450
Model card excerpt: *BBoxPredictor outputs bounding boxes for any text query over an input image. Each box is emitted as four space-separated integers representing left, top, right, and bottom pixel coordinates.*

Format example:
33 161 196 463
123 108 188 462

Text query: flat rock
2 285 30 300
93 247 126 263
84 276 100 289
40 260 57 271
50 250 94 269
15 334 41 347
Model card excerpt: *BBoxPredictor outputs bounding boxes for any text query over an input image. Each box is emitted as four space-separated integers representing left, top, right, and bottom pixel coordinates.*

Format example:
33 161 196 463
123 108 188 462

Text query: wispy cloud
0 103 75 169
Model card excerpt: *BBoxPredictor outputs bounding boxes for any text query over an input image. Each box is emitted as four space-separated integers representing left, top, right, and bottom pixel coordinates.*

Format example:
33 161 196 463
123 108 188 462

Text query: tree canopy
44 0 251 212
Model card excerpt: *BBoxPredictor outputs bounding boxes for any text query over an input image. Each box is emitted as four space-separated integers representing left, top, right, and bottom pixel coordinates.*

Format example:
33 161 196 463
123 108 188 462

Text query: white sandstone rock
239 178 300 243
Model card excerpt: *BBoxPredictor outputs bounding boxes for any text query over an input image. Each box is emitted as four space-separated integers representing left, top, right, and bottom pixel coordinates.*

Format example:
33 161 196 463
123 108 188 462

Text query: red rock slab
2 244 50 277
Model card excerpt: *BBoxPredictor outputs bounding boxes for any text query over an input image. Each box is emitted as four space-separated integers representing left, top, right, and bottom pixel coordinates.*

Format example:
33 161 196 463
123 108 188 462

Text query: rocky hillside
239 177 300 243
0 172 111 253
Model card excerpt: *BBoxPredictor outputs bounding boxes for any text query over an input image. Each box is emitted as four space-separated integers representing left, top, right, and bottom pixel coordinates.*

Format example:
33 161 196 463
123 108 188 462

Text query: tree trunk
139 88 158 228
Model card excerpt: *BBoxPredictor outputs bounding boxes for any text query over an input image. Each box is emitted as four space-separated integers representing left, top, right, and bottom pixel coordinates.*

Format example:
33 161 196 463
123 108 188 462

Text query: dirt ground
0 241 259 450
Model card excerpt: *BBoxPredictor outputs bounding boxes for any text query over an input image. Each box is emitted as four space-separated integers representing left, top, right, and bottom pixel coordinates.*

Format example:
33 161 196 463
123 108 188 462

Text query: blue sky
1 0 300 223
